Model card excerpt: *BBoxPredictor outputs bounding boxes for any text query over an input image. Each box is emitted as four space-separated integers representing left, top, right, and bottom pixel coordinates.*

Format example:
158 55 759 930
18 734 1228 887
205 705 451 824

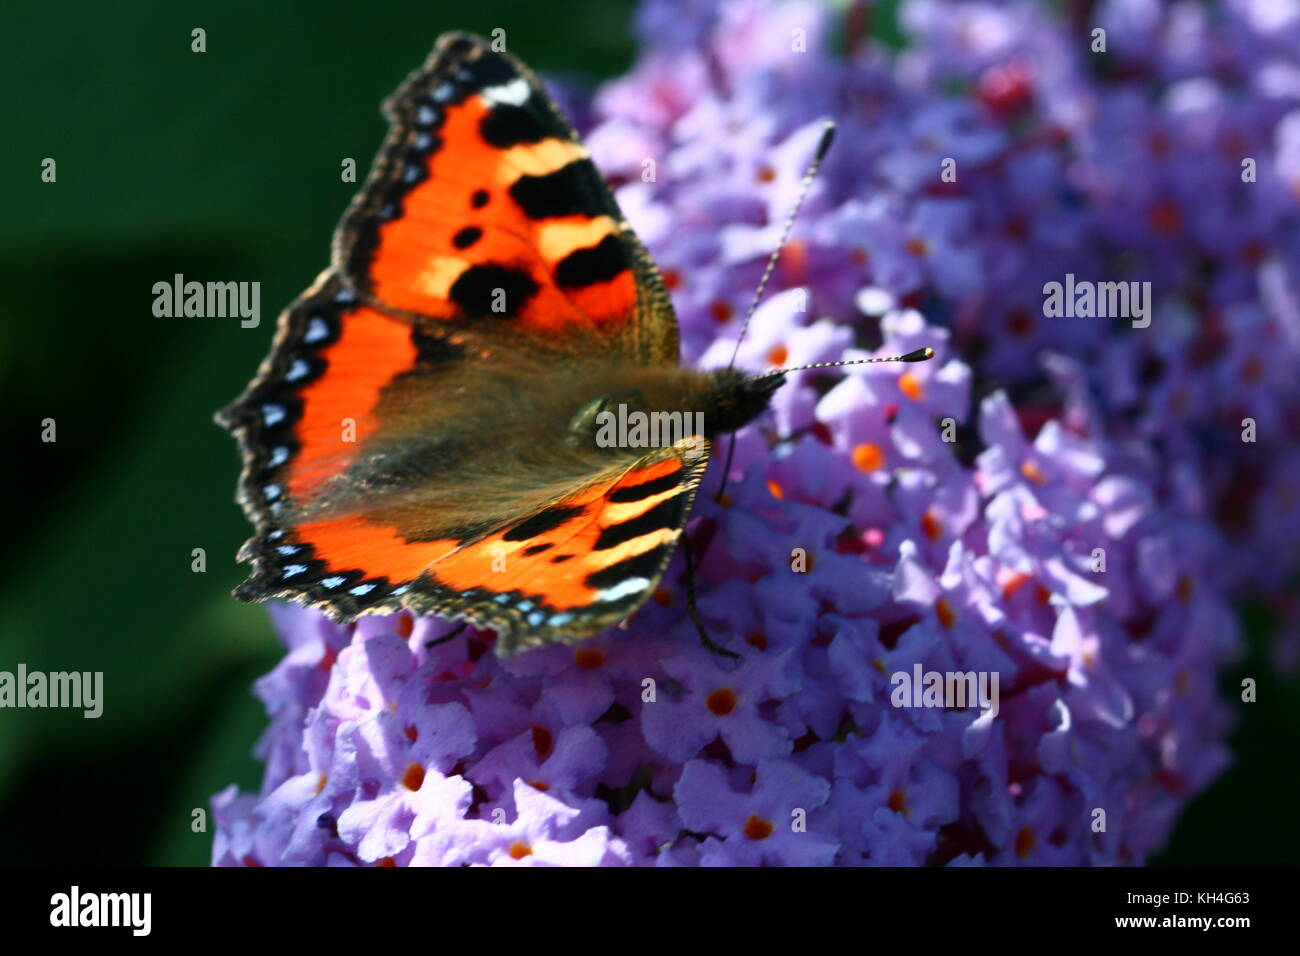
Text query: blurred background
1 0 1295 866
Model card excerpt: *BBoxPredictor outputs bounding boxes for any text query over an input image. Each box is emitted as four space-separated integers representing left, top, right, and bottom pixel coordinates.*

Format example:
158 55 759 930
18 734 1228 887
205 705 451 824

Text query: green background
0 0 1294 866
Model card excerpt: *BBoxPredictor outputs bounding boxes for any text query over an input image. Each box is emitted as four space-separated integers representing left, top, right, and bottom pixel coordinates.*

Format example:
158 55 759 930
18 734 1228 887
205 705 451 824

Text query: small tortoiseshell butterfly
218 33 929 657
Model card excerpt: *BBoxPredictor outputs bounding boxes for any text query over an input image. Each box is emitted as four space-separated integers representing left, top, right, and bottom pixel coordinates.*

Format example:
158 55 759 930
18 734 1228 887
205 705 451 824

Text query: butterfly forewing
334 31 678 365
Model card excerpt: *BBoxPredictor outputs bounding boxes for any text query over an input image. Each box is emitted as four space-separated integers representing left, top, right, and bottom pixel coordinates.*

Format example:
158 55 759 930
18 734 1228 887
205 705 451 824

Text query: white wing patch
481 77 530 107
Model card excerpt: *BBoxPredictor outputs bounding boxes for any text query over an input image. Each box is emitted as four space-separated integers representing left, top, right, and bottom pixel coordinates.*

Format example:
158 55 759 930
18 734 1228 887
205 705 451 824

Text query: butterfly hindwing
334 31 678 365
415 440 711 655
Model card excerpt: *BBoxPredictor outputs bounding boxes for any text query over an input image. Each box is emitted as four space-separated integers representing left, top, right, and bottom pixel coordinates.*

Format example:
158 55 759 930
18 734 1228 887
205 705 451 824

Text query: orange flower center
1149 201 1181 236
1020 460 1047 485
898 372 924 402
852 443 885 472
936 598 957 629
707 688 738 716
531 726 553 760
402 763 425 792
1007 309 1033 337
574 648 604 669
1015 827 1036 858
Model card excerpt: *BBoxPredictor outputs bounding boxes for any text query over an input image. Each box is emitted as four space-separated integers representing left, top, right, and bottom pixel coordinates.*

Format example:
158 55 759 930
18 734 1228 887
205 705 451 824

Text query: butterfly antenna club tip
814 120 836 162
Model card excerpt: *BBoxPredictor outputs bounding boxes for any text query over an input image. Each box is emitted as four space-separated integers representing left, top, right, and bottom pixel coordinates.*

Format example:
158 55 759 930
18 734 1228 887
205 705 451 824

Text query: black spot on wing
480 104 551 148
508 161 607 220
593 495 684 551
556 234 629 288
471 189 490 208
522 542 553 556
584 544 671 591
448 264 539 318
452 226 482 249
502 504 585 542
608 469 682 503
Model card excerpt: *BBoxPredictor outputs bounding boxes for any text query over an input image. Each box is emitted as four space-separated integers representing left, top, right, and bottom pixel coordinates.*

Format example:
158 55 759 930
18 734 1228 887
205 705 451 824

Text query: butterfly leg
425 620 469 649
713 433 739 504
680 533 740 660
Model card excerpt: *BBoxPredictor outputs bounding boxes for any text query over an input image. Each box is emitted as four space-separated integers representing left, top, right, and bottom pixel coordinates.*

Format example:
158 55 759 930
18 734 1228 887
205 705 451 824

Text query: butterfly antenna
762 347 935 377
726 120 836 371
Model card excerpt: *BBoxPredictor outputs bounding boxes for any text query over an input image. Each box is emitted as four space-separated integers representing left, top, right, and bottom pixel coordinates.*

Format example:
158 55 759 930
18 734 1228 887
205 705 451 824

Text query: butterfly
217 32 930 658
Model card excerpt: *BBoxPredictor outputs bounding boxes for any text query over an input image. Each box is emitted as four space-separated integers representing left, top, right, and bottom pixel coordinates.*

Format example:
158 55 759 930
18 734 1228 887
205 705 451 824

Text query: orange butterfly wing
219 34 706 647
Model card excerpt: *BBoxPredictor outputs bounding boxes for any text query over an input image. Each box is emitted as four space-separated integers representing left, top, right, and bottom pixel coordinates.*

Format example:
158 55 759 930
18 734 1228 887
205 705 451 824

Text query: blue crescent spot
304 317 329 343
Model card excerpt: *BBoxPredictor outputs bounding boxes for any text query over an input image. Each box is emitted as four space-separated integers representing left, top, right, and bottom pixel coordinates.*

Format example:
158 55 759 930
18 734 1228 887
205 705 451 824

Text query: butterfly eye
566 391 644 449
567 394 616 444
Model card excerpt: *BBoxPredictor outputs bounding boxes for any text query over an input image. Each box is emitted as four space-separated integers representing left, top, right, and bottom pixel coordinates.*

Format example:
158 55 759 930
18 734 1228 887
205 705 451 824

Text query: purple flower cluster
214 0 1300 865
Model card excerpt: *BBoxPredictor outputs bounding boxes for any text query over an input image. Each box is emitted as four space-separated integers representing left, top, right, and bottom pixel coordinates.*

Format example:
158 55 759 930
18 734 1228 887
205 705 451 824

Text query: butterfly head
703 368 786 436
